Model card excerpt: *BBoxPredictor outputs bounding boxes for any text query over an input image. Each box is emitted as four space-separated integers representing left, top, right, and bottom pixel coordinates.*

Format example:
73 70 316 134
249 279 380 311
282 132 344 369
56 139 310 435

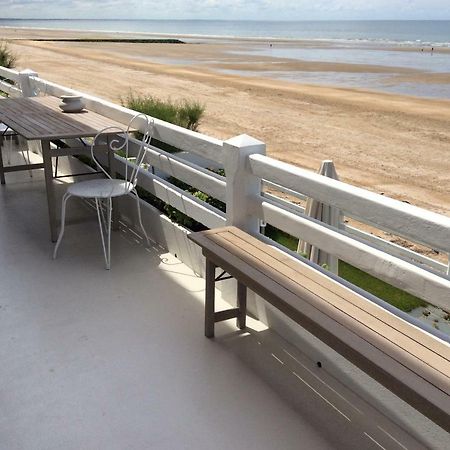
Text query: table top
0 96 128 140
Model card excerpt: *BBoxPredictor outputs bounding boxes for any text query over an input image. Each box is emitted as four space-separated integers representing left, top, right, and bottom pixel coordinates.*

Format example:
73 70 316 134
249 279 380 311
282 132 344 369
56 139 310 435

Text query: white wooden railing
263 179 450 276
247 154 450 310
0 66 21 97
2 66 450 319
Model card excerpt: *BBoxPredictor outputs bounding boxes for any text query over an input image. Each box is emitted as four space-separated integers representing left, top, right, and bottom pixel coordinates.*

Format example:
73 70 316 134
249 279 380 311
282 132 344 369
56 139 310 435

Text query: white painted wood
18 69 38 97
0 80 21 97
0 66 20 81
262 192 306 215
224 134 265 233
19 72 41 158
29 77 225 162
257 198 450 310
263 191 448 276
345 224 449 276
263 180 308 202
116 156 226 229
250 154 450 253
126 138 226 202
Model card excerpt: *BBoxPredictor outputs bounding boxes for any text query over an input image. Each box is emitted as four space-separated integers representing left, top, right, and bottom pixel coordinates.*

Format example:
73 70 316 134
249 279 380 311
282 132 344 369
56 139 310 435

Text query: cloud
0 0 449 19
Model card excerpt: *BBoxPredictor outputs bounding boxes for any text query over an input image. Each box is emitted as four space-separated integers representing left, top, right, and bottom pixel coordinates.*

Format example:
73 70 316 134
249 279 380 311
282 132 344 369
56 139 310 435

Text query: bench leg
0 134 5 185
205 258 216 338
237 282 247 330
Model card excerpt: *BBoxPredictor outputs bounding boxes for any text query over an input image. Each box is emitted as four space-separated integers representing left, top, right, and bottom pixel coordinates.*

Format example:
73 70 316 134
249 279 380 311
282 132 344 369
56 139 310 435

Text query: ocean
1 19 449 45
1 19 449 98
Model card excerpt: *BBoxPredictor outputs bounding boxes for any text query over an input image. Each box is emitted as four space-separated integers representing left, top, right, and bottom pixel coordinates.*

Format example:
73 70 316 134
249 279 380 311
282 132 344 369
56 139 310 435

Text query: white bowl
59 99 85 113
60 95 82 102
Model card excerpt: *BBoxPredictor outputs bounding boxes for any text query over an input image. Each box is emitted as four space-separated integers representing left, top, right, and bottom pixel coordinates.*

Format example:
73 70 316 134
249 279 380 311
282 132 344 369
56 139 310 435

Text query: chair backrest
90 113 154 187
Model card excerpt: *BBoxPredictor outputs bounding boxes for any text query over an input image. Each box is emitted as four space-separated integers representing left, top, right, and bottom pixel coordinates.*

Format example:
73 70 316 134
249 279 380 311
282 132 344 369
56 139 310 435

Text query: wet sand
1 27 450 219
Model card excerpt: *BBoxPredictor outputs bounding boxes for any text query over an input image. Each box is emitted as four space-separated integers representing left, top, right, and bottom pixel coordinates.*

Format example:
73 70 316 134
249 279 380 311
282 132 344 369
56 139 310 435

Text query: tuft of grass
265 224 299 252
0 41 17 68
124 93 205 131
338 261 427 312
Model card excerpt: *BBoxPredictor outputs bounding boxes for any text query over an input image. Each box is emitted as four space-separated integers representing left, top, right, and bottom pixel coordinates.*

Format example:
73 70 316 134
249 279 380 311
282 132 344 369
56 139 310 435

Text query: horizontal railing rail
0 67 21 97
344 225 449 276
0 79 21 97
29 76 225 163
128 139 226 202
118 156 226 230
262 190 449 277
250 154 450 253
0 66 20 81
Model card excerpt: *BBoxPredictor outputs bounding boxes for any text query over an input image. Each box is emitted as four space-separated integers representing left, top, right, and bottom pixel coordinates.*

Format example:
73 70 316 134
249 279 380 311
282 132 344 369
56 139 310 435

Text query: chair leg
53 192 72 259
106 197 112 269
132 189 149 245
6 134 11 165
95 197 112 270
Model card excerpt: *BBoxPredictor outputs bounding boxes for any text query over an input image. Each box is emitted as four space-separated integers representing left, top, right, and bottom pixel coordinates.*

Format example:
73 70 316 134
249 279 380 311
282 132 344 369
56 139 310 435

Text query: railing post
223 134 266 234
18 69 40 155
19 69 38 97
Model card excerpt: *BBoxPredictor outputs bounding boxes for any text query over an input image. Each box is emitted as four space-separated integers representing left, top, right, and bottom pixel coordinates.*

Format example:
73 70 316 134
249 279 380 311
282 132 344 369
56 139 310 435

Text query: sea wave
0 22 449 48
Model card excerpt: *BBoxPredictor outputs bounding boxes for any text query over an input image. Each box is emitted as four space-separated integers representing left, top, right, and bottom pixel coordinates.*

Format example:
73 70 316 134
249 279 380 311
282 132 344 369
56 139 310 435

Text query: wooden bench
188 226 450 432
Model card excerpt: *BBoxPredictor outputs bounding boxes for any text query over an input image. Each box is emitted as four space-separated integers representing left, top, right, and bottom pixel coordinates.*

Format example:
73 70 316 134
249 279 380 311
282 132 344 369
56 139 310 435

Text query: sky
1 0 450 20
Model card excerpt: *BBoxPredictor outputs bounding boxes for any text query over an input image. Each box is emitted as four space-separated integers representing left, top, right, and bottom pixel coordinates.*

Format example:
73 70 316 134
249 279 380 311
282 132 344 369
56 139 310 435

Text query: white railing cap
225 134 265 148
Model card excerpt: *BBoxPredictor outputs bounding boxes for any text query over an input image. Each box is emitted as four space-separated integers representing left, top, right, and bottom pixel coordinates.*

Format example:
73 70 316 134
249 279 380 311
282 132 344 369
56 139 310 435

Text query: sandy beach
1 27 450 218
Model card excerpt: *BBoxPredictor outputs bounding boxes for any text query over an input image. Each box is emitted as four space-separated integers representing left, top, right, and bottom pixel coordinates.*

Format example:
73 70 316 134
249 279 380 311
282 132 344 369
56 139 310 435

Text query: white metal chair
53 114 154 269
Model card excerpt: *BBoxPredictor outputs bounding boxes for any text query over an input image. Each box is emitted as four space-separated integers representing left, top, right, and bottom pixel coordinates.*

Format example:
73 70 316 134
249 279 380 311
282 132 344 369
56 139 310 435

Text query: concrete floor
0 153 429 449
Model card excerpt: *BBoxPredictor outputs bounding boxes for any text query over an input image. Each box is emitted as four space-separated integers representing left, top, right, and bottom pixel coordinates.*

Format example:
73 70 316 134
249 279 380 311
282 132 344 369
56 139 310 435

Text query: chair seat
67 179 134 198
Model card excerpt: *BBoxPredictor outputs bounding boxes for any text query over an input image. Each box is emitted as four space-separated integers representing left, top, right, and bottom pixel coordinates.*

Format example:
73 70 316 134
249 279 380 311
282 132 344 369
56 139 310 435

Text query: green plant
163 170 226 231
338 261 427 312
123 93 205 131
262 224 427 312
0 41 17 69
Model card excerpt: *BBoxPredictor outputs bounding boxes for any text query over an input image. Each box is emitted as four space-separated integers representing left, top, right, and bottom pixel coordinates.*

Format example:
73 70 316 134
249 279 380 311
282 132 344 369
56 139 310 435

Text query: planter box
117 194 205 277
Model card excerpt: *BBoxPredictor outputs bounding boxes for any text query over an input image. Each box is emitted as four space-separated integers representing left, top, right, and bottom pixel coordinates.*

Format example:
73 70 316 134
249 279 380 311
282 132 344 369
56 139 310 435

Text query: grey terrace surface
0 151 440 449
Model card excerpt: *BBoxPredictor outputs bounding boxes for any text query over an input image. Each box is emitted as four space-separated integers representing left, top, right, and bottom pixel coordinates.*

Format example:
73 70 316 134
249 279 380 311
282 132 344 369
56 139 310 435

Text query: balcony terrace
0 67 449 449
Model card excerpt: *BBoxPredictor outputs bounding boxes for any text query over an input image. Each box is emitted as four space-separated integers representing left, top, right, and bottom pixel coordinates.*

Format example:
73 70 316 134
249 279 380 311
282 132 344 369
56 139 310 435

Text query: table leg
0 134 5 185
42 139 58 242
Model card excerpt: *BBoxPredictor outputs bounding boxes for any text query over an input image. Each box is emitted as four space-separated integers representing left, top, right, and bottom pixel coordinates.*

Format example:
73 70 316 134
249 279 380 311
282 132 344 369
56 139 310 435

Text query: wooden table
0 96 129 241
